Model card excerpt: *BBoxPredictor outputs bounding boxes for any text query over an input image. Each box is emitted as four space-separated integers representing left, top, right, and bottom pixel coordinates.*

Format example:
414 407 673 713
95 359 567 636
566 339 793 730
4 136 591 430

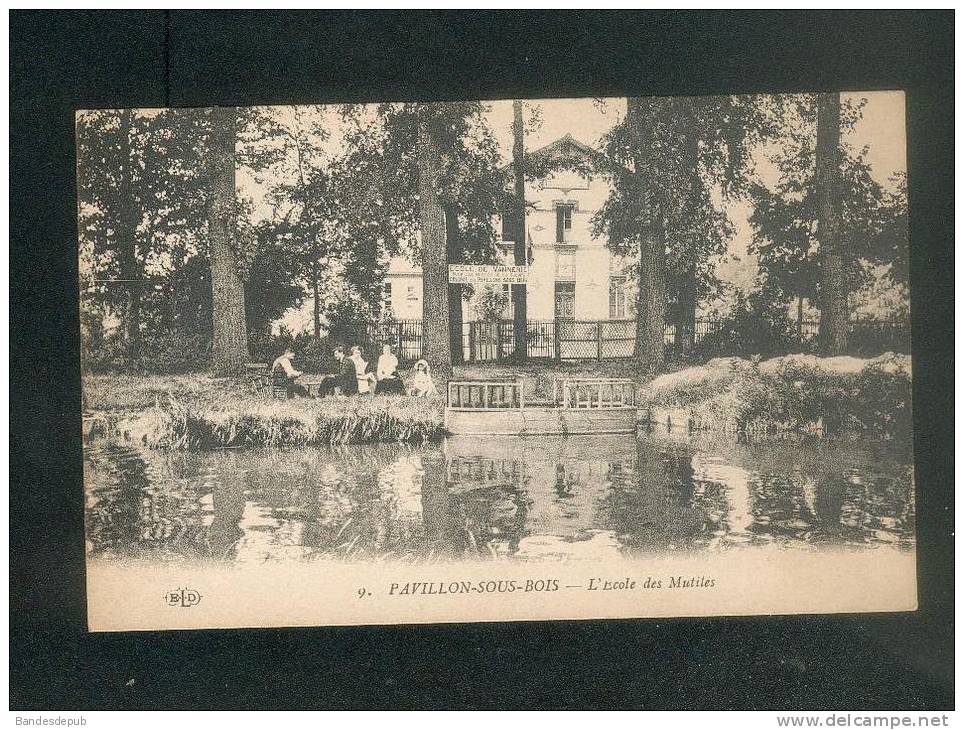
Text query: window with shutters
555 204 574 243
609 276 628 319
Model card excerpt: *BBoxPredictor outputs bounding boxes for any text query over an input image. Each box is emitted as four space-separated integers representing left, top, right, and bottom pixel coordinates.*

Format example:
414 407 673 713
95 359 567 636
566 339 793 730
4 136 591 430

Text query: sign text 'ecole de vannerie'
448 264 529 285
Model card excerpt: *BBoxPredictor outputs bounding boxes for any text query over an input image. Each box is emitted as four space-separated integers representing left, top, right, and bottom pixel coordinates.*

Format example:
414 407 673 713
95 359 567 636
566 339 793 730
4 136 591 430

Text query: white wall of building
381 135 635 323
383 255 425 320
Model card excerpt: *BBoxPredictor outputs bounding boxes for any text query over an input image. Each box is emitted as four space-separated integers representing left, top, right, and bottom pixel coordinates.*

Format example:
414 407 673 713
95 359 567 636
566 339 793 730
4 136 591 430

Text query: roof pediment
529 134 596 166
501 133 628 178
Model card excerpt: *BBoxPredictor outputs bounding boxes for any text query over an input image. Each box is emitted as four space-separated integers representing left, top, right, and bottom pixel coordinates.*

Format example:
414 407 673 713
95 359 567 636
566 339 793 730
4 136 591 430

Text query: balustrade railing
447 380 524 410
554 378 637 409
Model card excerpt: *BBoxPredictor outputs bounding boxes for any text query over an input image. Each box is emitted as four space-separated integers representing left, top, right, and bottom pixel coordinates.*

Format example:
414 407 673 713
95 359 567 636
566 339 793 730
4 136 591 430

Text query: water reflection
84 432 915 564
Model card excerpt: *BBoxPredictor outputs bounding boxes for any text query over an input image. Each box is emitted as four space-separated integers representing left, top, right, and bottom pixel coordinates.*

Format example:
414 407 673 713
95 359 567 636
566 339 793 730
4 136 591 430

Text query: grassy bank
84 352 912 449
638 352 912 440
83 373 244 413
84 374 445 448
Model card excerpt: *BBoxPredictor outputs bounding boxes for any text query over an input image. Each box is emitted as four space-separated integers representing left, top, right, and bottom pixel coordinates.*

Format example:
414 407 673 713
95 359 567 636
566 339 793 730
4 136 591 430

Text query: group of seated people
270 343 437 399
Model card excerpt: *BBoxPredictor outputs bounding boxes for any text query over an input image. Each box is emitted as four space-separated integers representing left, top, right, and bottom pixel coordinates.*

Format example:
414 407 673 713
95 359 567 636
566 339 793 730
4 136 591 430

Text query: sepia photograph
11 7 954 715
77 91 916 630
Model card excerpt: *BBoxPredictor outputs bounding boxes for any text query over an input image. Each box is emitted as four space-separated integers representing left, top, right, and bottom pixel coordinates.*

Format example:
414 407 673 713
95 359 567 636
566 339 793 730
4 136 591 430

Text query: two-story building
382 133 635 324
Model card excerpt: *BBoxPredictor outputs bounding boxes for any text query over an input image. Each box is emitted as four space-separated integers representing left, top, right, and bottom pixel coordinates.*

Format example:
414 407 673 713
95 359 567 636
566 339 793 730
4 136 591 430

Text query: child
409 359 436 397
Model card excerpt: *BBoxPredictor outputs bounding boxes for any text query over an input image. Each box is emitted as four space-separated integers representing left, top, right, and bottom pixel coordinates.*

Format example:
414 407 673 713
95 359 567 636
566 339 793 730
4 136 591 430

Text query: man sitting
271 348 308 397
333 346 358 396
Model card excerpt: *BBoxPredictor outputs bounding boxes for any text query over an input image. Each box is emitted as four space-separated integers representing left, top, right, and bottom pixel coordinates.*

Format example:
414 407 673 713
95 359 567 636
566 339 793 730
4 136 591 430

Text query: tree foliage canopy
748 95 908 306
593 94 778 310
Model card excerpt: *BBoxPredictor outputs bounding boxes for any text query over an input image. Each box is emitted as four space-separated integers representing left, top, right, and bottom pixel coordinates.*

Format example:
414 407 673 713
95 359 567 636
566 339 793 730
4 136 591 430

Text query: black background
10 10 954 710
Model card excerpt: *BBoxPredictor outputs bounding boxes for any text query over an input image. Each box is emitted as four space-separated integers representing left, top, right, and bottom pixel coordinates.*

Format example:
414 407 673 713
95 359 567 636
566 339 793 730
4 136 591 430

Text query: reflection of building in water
603 441 707 554
84 433 917 563
428 450 529 558
442 436 640 560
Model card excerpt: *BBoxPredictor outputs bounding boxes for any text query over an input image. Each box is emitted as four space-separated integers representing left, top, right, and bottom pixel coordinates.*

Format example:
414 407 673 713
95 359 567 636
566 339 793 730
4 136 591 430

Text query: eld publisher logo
164 588 202 608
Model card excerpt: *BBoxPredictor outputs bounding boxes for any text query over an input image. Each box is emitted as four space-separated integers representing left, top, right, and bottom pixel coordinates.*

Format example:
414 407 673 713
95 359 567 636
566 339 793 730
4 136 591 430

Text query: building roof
528 133 598 162
500 133 629 176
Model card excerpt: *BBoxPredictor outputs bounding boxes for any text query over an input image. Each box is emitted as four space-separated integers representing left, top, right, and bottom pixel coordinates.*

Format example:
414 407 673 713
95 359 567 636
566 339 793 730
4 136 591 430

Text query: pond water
84 432 915 564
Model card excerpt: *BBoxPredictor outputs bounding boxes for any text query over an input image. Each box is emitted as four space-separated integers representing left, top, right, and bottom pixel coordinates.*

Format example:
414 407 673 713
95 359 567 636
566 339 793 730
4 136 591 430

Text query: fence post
496 321 504 360
553 321 561 361
468 321 476 362
596 321 603 362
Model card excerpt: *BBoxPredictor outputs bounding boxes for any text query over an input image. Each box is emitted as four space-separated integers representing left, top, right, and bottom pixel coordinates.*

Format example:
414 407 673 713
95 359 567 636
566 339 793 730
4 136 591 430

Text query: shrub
847 317 912 356
248 329 342 373
81 326 210 375
80 328 127 373
694 292 799 360
473 286 510 323
139 331 210 374
849 361 913 440
641 354 913 441
325 297 379 348
640 357 753 408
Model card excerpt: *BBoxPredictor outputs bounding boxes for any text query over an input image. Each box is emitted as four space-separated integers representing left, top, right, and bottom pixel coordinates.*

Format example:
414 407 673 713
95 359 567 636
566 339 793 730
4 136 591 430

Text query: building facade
382 134 635 324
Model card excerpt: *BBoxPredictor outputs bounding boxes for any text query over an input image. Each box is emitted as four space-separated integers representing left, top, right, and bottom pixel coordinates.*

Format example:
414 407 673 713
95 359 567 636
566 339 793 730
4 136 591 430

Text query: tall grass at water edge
118 393 445 449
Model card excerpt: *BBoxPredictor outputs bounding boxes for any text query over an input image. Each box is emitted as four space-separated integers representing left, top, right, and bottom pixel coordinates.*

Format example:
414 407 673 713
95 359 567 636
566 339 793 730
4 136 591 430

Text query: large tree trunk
510 100 528 362
627 97 666 373
311 259 322 339
635 228 667 372
674 270 697 356
296 134 324 342
117 108 142 369
674 133 701 357
126 283 143 369
444 204 464 365
416 111 451 373
815 92 849 355
208 106 249 374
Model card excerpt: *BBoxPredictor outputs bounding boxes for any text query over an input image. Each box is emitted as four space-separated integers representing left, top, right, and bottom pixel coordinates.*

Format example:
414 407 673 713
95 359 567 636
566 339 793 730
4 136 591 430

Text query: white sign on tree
448 264 529 285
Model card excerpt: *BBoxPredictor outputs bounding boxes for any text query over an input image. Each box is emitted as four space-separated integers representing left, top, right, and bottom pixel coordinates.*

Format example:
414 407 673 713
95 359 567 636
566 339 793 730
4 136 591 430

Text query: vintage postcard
79 92 915 631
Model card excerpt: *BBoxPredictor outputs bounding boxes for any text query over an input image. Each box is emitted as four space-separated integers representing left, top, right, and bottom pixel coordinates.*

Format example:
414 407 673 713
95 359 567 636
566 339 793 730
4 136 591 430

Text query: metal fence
367 319 424 362
369 316 910 363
